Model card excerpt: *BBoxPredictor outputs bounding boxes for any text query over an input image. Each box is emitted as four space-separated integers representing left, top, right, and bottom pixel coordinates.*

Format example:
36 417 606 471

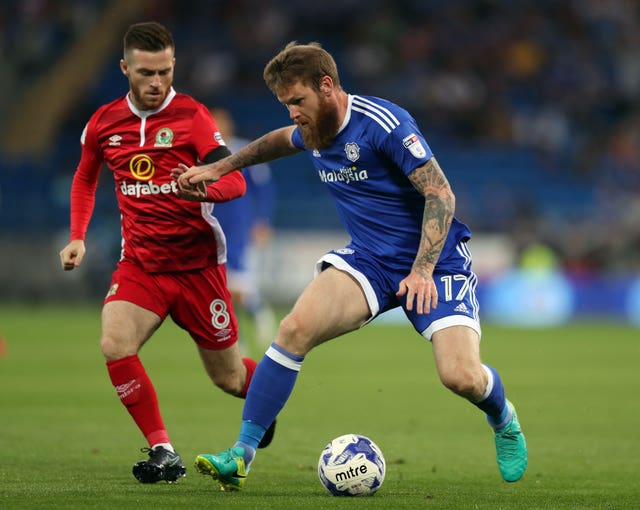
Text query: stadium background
1 0 639 326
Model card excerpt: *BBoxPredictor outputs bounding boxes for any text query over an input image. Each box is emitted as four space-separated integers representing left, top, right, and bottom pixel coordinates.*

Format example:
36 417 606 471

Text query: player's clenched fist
59 239 86 271
171 163 208 201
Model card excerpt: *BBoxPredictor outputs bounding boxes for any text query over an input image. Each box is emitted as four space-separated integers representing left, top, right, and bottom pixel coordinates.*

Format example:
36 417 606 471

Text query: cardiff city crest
344 142 360 162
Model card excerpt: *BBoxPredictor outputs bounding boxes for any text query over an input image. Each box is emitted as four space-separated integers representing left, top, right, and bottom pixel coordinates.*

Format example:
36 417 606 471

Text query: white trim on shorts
420 315 482 341
315 253 380 317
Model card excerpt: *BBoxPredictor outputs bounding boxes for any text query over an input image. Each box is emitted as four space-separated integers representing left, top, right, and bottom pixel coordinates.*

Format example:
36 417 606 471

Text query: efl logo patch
214 132 226 145
402 133 427 158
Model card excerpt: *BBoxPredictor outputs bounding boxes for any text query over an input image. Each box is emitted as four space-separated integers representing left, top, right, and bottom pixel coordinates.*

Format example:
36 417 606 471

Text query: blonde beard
299 98 340 150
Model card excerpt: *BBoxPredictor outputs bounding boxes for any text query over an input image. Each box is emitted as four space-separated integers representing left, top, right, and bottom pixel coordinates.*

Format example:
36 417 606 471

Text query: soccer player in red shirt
59 21 274 484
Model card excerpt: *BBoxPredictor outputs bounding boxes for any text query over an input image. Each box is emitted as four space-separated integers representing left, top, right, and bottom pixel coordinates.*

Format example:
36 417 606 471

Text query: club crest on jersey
402 133 427 158
344 142 360 162
154 127 174 147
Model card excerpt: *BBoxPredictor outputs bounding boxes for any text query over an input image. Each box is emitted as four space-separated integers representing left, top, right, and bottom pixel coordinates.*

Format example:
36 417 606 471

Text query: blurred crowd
1 0 639 274
0 0 105 119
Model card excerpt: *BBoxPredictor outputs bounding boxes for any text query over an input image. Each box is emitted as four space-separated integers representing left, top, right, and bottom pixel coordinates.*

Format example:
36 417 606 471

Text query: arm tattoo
226 127 299 170
407 157 455 276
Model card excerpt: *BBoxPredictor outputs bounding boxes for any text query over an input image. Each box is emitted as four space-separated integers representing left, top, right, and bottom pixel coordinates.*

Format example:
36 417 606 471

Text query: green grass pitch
0 304 638 509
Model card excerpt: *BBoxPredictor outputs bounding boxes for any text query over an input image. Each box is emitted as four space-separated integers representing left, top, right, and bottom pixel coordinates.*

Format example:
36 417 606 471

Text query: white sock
151 442 174 453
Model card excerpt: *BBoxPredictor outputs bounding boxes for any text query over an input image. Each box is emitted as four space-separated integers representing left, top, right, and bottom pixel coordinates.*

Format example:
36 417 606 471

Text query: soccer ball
317 433 386 496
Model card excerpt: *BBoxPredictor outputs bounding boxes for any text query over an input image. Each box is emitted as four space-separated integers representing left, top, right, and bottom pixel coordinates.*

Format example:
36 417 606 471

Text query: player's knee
100 335 135 362
277 312 311 356
439 367 482 399
212 374 243 396
207 362 247 396
100 335 118 361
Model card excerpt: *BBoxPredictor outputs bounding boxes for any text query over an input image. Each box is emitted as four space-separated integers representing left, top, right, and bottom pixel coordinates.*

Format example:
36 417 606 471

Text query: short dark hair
263 41 340 94
123 21 174 54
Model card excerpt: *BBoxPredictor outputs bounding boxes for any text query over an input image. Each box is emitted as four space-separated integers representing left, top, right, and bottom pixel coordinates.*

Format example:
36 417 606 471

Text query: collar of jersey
126 87 176 119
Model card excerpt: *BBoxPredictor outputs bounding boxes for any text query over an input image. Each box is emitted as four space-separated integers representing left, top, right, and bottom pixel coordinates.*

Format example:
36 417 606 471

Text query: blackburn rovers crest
154 127 174 147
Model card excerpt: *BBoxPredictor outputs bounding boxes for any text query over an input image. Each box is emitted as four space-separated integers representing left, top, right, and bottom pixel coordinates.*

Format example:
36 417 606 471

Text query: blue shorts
315 241 481 340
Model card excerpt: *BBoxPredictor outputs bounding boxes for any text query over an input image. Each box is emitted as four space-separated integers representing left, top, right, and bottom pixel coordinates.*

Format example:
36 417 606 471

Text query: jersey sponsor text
318 167 369 184
120 179 179 198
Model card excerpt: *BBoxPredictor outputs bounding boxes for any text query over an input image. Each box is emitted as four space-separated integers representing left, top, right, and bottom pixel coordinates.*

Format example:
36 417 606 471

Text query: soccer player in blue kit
173 41 528 490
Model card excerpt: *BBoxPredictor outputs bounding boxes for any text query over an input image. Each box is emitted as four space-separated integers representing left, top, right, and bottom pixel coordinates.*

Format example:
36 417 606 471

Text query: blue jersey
291 94 471 272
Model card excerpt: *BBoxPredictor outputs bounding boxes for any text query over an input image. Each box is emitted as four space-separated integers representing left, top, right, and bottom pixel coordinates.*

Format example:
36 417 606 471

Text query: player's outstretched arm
173 126 299 189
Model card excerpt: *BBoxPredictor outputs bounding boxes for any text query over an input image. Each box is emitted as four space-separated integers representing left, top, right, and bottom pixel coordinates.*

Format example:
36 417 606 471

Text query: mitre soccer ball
317 433 386 496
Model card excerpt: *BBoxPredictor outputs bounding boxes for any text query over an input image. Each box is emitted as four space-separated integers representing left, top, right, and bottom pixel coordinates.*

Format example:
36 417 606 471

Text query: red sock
106 354 170 447
241 357 257 398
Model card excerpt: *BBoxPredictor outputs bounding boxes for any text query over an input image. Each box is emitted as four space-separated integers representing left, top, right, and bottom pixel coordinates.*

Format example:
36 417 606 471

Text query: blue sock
475 364 511 430
234 421 265 466
235 343 304 462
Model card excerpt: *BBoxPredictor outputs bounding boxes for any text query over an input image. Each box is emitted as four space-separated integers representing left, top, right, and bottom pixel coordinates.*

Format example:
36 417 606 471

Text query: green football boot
195 447 248 491
494 401 528 482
